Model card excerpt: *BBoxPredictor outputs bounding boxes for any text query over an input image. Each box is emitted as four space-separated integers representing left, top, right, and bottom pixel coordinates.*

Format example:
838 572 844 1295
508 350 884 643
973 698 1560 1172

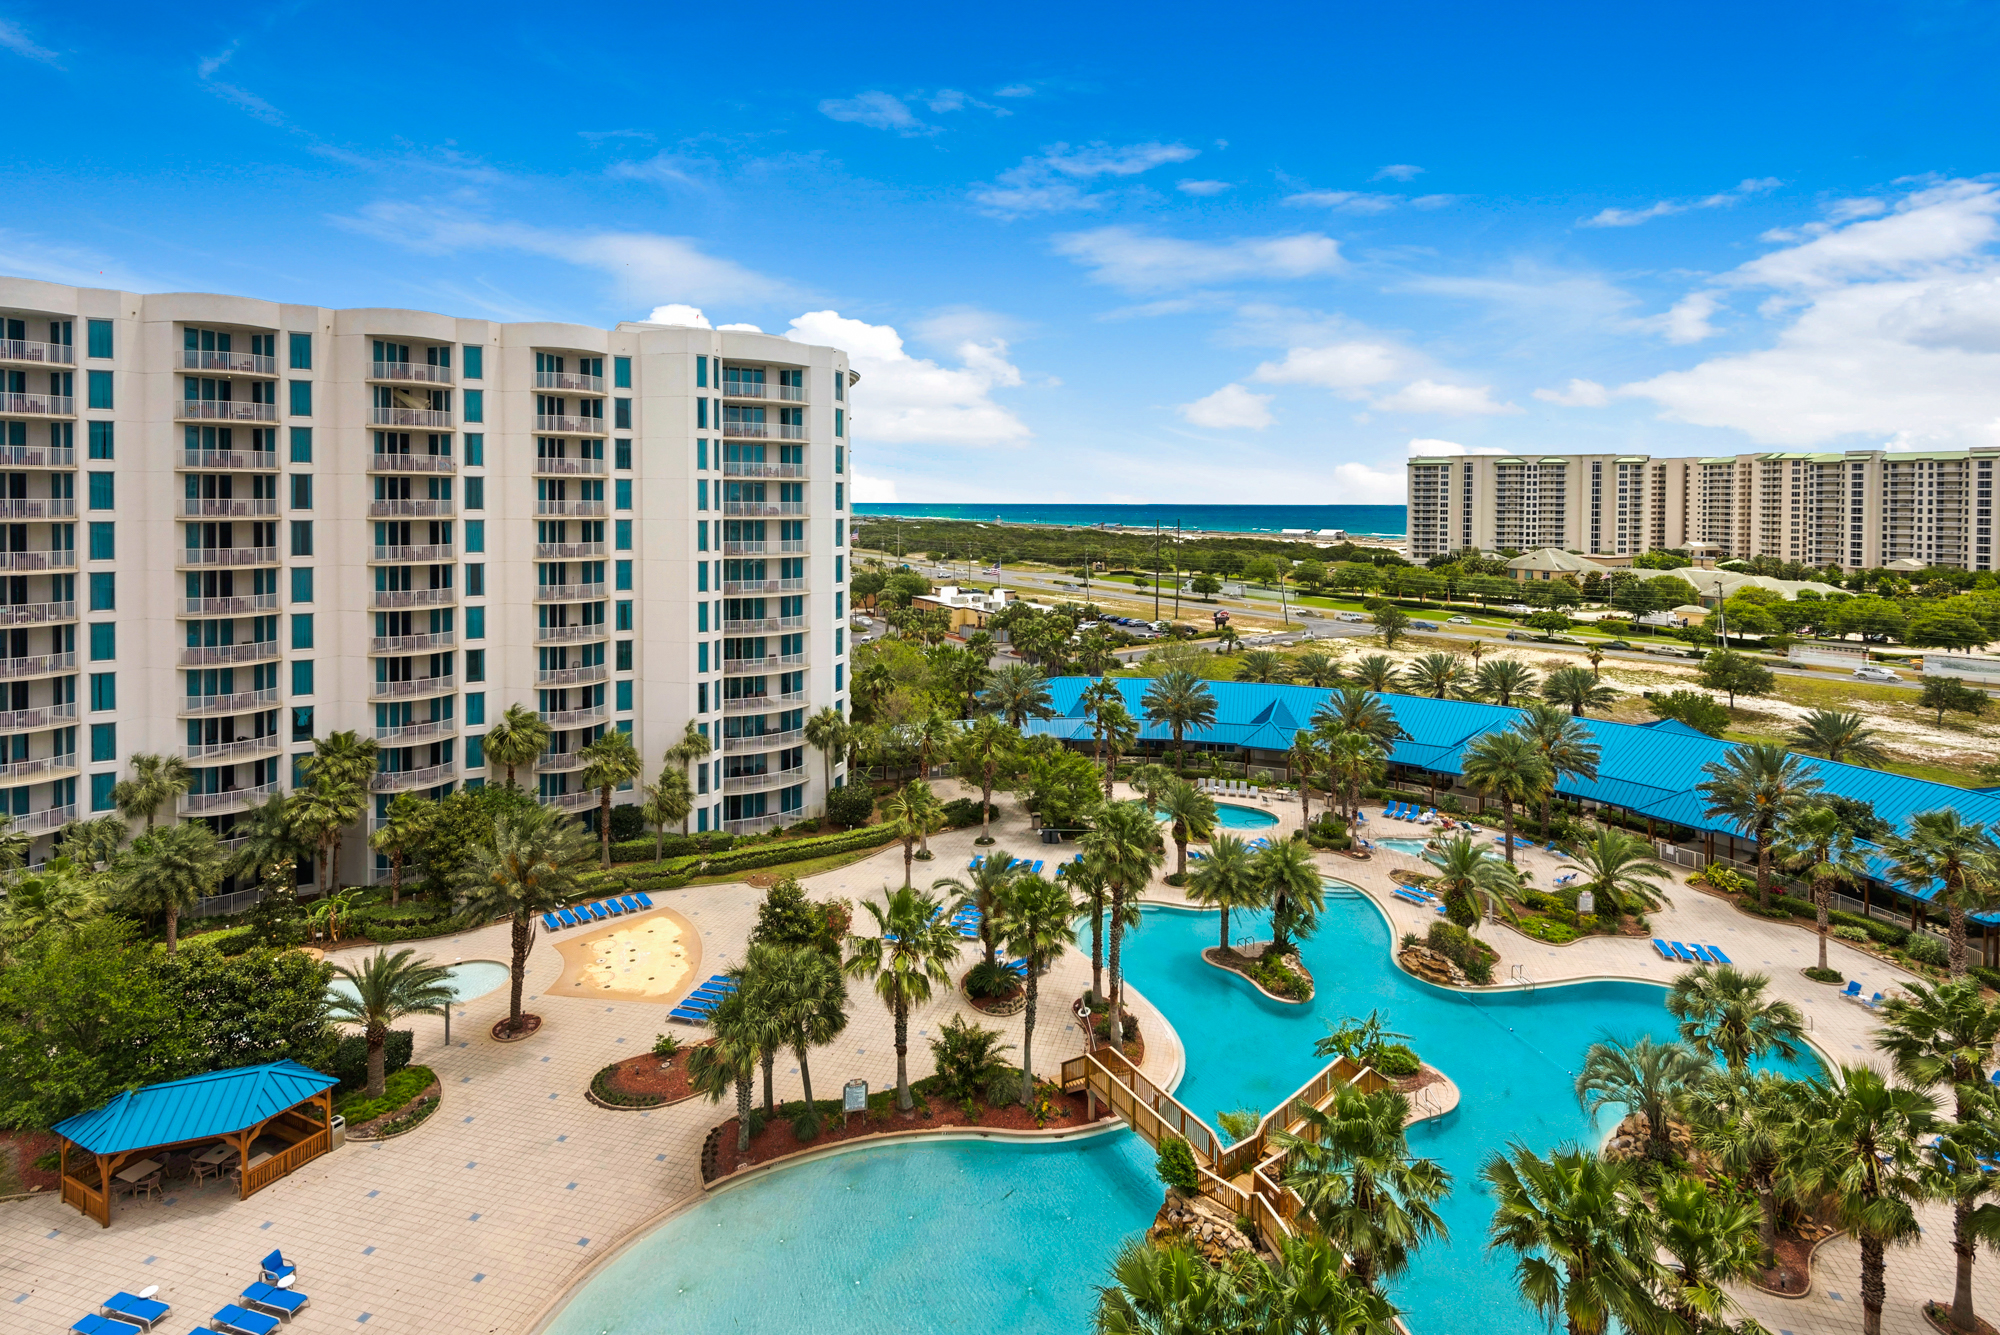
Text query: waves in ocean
852 502 1408 537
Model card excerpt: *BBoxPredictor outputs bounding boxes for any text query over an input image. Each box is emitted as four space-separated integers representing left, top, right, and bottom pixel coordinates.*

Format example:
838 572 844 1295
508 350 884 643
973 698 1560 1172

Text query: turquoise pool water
1158 801 1280 830
1373 836 1432 855
327 957 510 1005
545 897 1819 1335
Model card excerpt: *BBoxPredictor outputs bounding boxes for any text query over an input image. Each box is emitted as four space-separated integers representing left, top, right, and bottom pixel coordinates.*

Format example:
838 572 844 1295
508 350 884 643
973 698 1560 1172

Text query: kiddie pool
326 957 510 1005
1158 801 1281 831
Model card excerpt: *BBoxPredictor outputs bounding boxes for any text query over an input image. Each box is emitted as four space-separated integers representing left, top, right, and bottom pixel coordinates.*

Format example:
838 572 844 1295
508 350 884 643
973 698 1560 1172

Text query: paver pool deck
0 783 1988 1335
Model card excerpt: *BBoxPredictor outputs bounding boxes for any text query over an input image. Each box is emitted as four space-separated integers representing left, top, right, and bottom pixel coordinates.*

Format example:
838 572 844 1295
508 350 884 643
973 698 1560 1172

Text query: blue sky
10 1 2000 504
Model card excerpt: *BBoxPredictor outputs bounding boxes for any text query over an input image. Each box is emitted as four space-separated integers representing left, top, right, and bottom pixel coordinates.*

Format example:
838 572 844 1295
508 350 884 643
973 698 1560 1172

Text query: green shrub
336 1064 434 1124
1427 920 1496 984
609 833 739 864
1832 925 1869 943
930 1015 1014 1102
983 1069 1024 1106
1905 933 1949 968
1252 952 1308 999
1155 1134 1200 1192
1828 909 1908 948
652 1033 683 1058
964 959 1020 999
332 1031 414 1090
608 805 647 841
1520 918 1578 945
182 925 259 956
825 786 877 829
1971 966 2000 993
1803 966 1844 984
940 797 999 828
1701 865 1750 896
1371 1043 1421 1077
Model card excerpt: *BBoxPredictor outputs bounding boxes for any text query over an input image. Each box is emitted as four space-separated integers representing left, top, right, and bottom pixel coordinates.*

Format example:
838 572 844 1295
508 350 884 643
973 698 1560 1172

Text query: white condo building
1407 448 2000 571
0 276 854 882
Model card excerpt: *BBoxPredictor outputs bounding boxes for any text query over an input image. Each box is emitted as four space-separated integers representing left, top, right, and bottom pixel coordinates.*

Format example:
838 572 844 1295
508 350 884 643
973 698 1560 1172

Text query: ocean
851 502 1408 537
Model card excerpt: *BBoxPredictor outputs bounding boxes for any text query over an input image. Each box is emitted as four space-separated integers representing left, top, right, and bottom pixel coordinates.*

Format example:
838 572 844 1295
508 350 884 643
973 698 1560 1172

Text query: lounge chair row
1492 834 1537 850
1391 885 1449 917
542 891 656 932
1383 802 1438 821
1200 779 1260 797
1839 981 1889 1007
1651 940 1733 965
74 1252 308 1335
967 855 1046 876
668 975 739 1025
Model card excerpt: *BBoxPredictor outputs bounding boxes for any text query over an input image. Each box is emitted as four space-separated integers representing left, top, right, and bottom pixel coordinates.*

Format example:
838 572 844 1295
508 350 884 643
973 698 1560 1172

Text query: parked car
1642 643 1697 658
1853 665 1901 682
1445 615 1472 625
1505 630 1529 641
1337 611 1369 623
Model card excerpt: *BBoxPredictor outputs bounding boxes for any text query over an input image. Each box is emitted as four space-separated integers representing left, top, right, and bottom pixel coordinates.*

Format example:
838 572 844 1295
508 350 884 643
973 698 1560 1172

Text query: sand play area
551 908 701 1004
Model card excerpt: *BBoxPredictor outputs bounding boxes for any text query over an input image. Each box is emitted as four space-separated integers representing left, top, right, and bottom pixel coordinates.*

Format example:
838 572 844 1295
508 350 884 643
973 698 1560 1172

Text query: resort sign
843 1079 869 1120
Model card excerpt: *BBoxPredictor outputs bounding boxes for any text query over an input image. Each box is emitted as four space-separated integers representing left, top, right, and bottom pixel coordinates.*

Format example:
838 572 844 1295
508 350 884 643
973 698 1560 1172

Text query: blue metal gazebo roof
53 1059 338 1156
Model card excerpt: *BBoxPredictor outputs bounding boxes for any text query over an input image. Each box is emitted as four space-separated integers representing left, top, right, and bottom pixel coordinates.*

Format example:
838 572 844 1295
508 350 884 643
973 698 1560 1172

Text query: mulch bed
346 1078 443 1140
1753 1224 1839 1296
589 1043 710 1108
962 967 1026 1016
705 1085 1104 1180
1393 1066 1445 1098
1925 1301 2000 1335
0 1130 60 1196
491 1014 543 1042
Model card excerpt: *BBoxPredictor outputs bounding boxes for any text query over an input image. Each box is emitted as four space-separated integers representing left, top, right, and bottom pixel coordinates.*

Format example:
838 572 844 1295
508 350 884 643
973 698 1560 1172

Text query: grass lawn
618 838 902 889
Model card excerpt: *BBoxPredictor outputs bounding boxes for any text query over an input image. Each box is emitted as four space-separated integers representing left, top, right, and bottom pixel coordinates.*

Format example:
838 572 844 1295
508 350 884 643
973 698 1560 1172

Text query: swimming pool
327 957 510 1005
1158 801 1280 831
545 897 1818 1335
1373 836 1432 856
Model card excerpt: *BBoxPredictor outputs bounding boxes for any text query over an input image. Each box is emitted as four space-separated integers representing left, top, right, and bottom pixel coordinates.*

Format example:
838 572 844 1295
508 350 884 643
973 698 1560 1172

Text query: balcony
723 578 808 595
177 399 276 424
724 811 796 835
534 542 606 560
0 551 74 572
370 674 457 701
535 750 585 773
724 689 806 714
0 339 73 367
534 370 604 393
181 448 280 472
370 544 455 564
0 650 73 680
724 652 808 675
179 782 279 816
535 500 607 517
0 498 72 520
536 623 606 644
370 406 453 429
723 460 806 479
0 445 73 467
722 615 807 635
371 587 456 609
721 380 805 402
0 701 75 729
368 498 455 518
182 497 278 518
723 727 804 754
534 413 606 436
13 803 78 834
370 632 456 654
179 546 278 568
0 392 72 417
181 349 277 376
534 582 606 603
536 663 608 686
178 642 280 667
0 600 74 626
180 688 280 717
372 760 457 792
539 704 607 729
184 735 282 763
370 452 456 474
371 361 453 385
533 454 606 475
0 754 76 783
538 789 597 812
721 421 806 440
723 501 807 517
722 539 804 556
723 765 806 794
375 717 457 744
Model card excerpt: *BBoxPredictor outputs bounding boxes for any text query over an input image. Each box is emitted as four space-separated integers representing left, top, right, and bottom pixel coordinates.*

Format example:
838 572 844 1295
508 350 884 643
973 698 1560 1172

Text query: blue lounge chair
557 907 580 928
1392 888 1430 907
1381 805 1395 819
1868 992 1885 1008
212 1304 282 1335
239 1283 309 1322
258 1252 295 1286
584 901 607 922
1842 980 1863 998
1029 860 1044 875
1705 945 1732 964
1553 873 1576 887
1652 939 1674 960
633 891 655 909
620 895 641 913
73 1317 141 1335
1687 944 1715 964
969 855 984 870
101 1293 171 1331
706 975 737 992
1669 942 1697 963
1003 958 1028 976
668 1007 708 1024
1989 1070 2000 1087
603 898 624 916
542 912 563 932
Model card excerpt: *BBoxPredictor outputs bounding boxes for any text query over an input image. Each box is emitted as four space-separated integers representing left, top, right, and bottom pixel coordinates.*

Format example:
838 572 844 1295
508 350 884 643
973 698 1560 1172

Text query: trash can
330 1114 346 1149
1041 828 1061 846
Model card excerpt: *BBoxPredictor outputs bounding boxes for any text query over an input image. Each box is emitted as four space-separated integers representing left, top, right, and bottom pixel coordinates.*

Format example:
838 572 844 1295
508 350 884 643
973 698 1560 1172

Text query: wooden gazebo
51 1059 339 1228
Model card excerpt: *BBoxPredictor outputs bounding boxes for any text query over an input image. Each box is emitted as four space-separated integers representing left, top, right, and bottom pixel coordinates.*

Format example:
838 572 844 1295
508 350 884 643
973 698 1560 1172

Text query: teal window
615 398 631 429
466 692 485 725
88 422 113 459
617 599 633 630
90 723 115 763
696 439 706 469
288 332 312 369
466 734 484 769
615 478 631 510
87 371 113 409
89 672 114 711
835 520 844 547
835 482 844 511
697 397 708 429
289 380 312 416
292 659 314 695
291 613 314 649
835 445 844 474
466 605 485 639
465 519 485 552
615 438 631 469
466 563 484 595
698 602 708 632
88 572 113 610
616 559 632 591
87 472 113 510
616 679 632 712
696 354 707 387
291 567 313 603
835 663 844 690
834 408 844 438
834 370 843 401
290 427 312 462
291 473 312 509
463 346 483 379
696 562 707 591
697 479 707 511
87 320 113 358
89 622 114 661
292 707 313 741
615 519 632 551
698 642 709 672
293 753 311 789
835 626 844 654
91 771 116 812
835 555 843 582
465 433 484 466
616 639 633 672
464 389 484 423
465 476 484 509
290 520 313 556
466 649 485 682
87 522 113 561
835 591 844 616
697 520 707 551
614 356 631 388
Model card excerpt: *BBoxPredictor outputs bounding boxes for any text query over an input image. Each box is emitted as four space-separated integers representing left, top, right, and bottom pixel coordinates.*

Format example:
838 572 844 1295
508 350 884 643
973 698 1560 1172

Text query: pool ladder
1509 964 1536 993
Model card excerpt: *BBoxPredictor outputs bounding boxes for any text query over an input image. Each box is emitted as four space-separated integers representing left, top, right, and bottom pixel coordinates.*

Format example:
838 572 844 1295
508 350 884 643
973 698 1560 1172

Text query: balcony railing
180 688 279 717
372 760 457 791
722 460 806 478
723 578 807 595
185 497 279 518
534 414 607 435
721 380 805 402
368 498 455 518
180 546 278 567
724 811 797 835
534 370 604 393
723 501 807 517
370 632 455 654
372 587 456 609
0 392 72 417
723 765 806 793
179 782 278 816
370 407 453 429
535 500 607 517
375 717 457 744
370 452 456 473
0 498 72 519
0 600 74 625
371 674 457 701
722 615 807 634
534 455 606 475
178 642 279 667
371 361 453 385
0 701 75 730
181 448 279 471
534 542 606 560
0 551 74 571
181 349 277 376
536 623 607 644
723 727 804 753
177 399 276 423
370 545 455 563
0 445 73 467
0 339 73 366
722 422 805 440
539 704 607 729
536 663 608 686
537 788 597 812
13 803 78 834
534 582 606 602
184 735 282 763
723 689 806 714
0 651 74 679
535 750 585 773
723 652 808 675
0 754 75 783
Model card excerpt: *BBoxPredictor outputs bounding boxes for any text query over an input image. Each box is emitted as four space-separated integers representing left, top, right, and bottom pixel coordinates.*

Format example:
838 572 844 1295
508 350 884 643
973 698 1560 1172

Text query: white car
1445 615 1472 625
1336 611 1369 623
1853 666 1901 683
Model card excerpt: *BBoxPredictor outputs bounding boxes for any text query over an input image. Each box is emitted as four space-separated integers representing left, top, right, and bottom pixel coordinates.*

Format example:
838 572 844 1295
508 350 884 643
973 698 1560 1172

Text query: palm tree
1078 799 1165 1018
1585 644 1605 680
753 942 849 1132
1094 1240 1245 1335
308 728 380 788
936 849 1022 969
1062 852 1114 1000
1789 707 1889 767
1271 1084 1451 1290
904 710 954 783
1350 654 1400 694
1516 700 1600 835
1155 778 1217 878
1875 978 2000 1120
325 948 453 1098
1082 677 1125 776
667 720 714 829
1096 698 1139 799
1141 669 1217 771
578 727 643 868
1404 651 1469 700
368 791 434 906
1776 803 1868 972
1460 730 1547 865
1483 1140 1665 1335
803 706 852 806
1682 1066 1807 1264
998 874 1076 1104
1471 658 1539 707
111 753 192 829
1556 828 1670 928
1292 648 1343 687
1919 1105 2000 1335
1787 1066 1936 1335
1649 1172 1765 1332
640 766 692 861
981 661 1055 728
1287 732 1321 824
229 793 310 888
1185 832 1265 952
115 820 225 952
951 714 1018 844
455 803 593 1034
484 703 551 790
1234 647 1290 683
844 884 960 1111
882 779 943 888
1424 834 1519 928
686 989 758 1153
1323 731 1386 824
1667 962 1806 1072
1697 742 1824 911
1539 665 1617 717
298 729 379 893
1574 1035 1709 1162
1312 683 1401 753
1255 837 1324 954
1884 808 1996 977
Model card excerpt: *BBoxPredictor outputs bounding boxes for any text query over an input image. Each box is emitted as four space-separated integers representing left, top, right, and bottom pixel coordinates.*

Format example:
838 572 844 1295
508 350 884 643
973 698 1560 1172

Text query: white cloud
1409 195 1458 210
852 471 898 503
645 304 711 328
994 84 1035 98
1178 384 1273 430
1373 164 1424 182
1406 438 1509 456
818 91 932 135
1532 378 1611 407
1177 179 1232 196
1051 226 1344 292
1251 341 1407 395
0 18 59 67
1329 461 1408 503
1282 190 1398 214
1579 176 1782 227
785 311 1030 446
1658 292 1721 344
971 141 1198 216
717 322 764 332
1372 379 1520 415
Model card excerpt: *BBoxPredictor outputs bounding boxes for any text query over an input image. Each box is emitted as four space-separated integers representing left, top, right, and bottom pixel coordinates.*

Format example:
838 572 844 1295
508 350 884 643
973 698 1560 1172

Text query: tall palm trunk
893 1000 913 1112
1219 905 1230 952
165 905 181 954
1951 1196 1981 1333
902 840 915 888
794 1043 816 1111
599 787 613 868
1755 826 1772 911
1861 1231 1887 1335
1173 827 1188 877
389 851 403 908
1089 903 1104 999
760 1048 775 1116
1501 799 1517 866
507 914 531 1033
1299 774 1311 826
1948 896 1969 977
1751 1158 1779 1263
1019 968 1039 1105
1108 884 1127 1018
1816 880 1831 972
734 1074 752 1153
366 1023 388 1099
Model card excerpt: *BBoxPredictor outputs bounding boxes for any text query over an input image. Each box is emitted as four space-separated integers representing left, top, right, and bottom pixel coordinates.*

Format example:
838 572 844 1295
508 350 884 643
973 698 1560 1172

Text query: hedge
182 925 260 956
573 826 901 899
1763 893 1913 949
610 833 741 864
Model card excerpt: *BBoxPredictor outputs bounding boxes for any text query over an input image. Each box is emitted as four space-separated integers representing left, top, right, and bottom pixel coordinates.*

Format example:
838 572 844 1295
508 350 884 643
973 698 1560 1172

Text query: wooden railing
1061 1052 1226 1168
61 1173 106 1227
243 1127 328 1197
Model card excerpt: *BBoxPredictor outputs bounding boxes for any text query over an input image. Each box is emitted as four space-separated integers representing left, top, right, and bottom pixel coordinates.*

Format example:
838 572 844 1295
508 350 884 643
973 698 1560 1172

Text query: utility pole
1152 522 1162 621
1172 521 1182 620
